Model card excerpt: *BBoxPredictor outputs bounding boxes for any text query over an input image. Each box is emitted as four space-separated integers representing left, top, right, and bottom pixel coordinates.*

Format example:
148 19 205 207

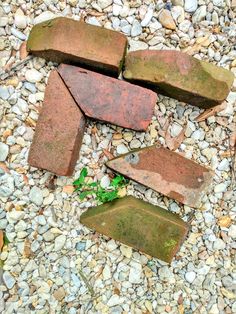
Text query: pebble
3 271 16 289
25 69 43 83
192 5 207 23
34 11 56 24
11 27 26 40
14 8 27 29
185 271 196 283
0 142 9 161
29 186 43 206
98 0 112 9
129 262 142 284
141 9 153 27
213 239 226 250
217 159 229 171
117 144 128 154
107 295 123 306
54 235 66 251
184 0 198 13
100 175 110 188
131 20 142 37
228 225 236 239
158 9 176 30
130 139 141 149
214 183 227 193
0 86 10 100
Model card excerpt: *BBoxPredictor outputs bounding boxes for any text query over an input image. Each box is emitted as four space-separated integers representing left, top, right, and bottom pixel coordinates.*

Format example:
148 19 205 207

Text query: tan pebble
53 287 65 301
63 185 74 194
2 129 12 139
218 216 231 228
158 9 176 30
113 133 122 140
5 77 19 87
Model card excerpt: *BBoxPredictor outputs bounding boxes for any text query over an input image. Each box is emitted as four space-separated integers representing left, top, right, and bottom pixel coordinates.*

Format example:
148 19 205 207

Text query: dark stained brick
123 50 234 108
58 64 157 131
27 17 127 76
28 70 85 176
80 196 189 263
107 145 214 208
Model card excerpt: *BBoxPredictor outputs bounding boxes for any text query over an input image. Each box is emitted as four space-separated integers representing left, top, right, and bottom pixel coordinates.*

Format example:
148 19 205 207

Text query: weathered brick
123 50 234 108
80 196 189 263
28 70 85 176
27 17 127 76
107 145 214 208
58 64 157 131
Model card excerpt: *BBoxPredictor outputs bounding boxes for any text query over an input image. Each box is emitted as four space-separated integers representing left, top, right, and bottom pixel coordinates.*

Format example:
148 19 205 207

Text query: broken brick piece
80 196 189 263
28 70 85 176
27 17 127 76
107 145 214 208
58 64 157 131
123 50 234 108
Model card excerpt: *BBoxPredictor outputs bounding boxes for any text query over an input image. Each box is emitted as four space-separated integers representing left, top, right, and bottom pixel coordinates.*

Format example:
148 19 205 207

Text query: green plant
73 168 128 204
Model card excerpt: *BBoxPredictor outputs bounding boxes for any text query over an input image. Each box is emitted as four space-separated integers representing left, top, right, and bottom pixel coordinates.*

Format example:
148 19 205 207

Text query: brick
80 196 189 263
27 17 127 76
28 70 85 176
58 64 157 131
107 145 214 208
123 50 234 108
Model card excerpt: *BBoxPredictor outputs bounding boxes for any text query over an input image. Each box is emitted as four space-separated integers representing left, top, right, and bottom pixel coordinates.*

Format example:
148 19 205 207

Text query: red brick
28 70 85 176
58 64 157 131
27 17 127 76
80 196 189 263
123 50 234 108
107 145 214 208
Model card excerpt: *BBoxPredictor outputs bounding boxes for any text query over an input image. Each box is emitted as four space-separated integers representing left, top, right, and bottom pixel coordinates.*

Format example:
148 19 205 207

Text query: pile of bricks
26 17 234 262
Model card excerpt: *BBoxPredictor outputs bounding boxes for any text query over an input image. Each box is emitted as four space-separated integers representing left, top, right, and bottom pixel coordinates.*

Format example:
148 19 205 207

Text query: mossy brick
80 196 189 263
107 145 214 208
28 70 85 176
123 50 234 108
27 17 127 76
58 64 157 131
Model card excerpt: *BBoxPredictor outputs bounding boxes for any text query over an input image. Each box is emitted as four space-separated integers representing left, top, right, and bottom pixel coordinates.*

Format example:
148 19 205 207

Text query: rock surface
58 64 157 131
80 196 189 263
27 17 127 76
123 50 234 108
107 145 214 208
28 70 85 176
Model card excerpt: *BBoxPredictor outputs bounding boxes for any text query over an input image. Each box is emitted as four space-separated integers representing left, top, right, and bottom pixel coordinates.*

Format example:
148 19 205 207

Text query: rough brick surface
107 145 214 208
123 50 234 108
27 17 127 76
80 196 189 263
58 64 157 131
28 70 85 176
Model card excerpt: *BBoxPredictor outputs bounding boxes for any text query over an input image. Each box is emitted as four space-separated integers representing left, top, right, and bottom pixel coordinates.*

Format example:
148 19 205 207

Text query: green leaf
3 233 9 246
111 175 127 187
73 167 88 186
79 190 94 200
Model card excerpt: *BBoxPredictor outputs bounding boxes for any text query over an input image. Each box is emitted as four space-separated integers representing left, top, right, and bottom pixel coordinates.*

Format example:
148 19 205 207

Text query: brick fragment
58 64 157 131
27 17 127 76
123 50 234 108
107 145 214 208
28 70 85 176
80 196 189 263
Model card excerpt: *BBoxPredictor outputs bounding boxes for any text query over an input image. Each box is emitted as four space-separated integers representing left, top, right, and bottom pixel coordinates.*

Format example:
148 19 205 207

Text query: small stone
53 287 65 301
185 0 198 13
100 175 110 188
34 11 56 24
107 295 123 307
15 8 27 29
173 0 184 5
102 264 111 280
29 186 43 206
141 9 153 27
228 225 236 239
25 69 43 83
0 86 10 100
43 230 55 242
54 234 66 251
185 271 196 283
76 242 86 251
214 183 227 193
3 271 16 289
6 210 24 223
120 245 132 258
131 20 142 37
117 144 129 154
130 139 141 149
97 0 112 9
213 239 226 250
179 20 191 33
218 216 231 228
158 9 176 30
11 27 26 40
0 142 9 161
129 262 142 284
217 159 229 171
192 5 207 23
